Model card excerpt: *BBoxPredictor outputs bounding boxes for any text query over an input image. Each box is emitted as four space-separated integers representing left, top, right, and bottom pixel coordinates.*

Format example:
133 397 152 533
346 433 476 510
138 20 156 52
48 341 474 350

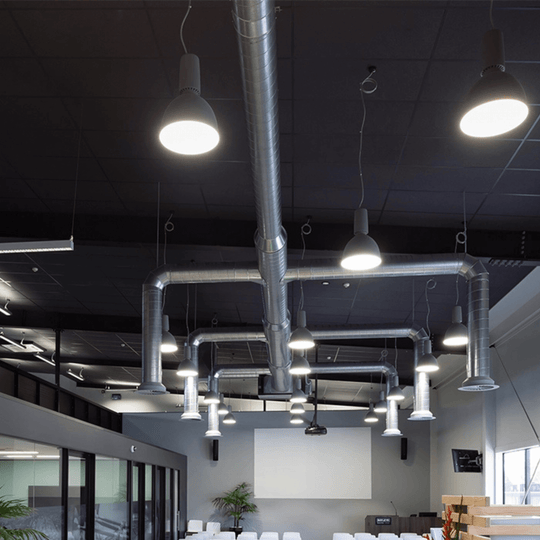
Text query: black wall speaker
212 439 219 462
401 437 408 460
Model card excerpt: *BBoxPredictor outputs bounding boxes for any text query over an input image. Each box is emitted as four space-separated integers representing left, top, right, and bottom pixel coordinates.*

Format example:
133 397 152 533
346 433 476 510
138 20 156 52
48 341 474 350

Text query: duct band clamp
254 227 287 254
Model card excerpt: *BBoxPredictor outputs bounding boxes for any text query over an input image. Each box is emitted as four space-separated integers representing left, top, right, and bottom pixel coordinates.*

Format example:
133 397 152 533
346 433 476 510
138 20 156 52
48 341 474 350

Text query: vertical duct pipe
460 270 498 391
232 0 291 393
409 339 436 421
205 376 221 437
383 378 402 437
182 345 201 421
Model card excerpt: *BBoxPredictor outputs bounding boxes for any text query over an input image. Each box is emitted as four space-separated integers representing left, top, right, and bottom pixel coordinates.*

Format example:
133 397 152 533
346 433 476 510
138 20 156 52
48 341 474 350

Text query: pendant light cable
156 182 161 268
298 218 311 316
180 0 193 55
70 102 84 241
185 285 190 337
425 279 437 338
489 0 495 29
357 68 377 209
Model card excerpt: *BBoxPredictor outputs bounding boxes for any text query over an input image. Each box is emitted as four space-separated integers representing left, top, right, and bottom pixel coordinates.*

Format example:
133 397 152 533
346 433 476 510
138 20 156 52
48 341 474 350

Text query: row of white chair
186 527 300 540
334 534 426 540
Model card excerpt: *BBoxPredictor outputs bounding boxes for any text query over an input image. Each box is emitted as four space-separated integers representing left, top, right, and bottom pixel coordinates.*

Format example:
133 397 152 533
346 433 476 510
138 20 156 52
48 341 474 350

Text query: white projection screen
254 427 371 499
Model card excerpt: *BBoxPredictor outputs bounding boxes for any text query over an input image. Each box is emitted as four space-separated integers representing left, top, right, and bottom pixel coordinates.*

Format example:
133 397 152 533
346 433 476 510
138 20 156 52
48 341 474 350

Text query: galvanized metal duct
383 400 402 437
140 254 491 394
232 0 291 393
205 376 221 438
409 339 435 421
181 345 201 421
460 269 498 391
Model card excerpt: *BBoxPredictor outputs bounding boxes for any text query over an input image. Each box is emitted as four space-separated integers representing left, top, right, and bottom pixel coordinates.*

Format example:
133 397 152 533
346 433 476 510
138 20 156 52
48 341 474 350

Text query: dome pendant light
290 351 312 376
444 305 469 347
288 310 315 350
416 340 439 373
203 388 220 405
218 394 229 416
387 375 405 401
364 402 378 423
460 29 528 138
176 345 198 377
290 416 304 425
290 403 306 415
159 54 219 155
341 208 381 271
374 391 387 413
161 315 178 354
290 378 308 403
223 406 236 425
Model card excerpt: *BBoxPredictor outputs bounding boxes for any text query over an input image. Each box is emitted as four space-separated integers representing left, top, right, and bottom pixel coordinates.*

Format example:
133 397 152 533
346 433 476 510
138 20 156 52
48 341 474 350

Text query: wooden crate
442 495 540 540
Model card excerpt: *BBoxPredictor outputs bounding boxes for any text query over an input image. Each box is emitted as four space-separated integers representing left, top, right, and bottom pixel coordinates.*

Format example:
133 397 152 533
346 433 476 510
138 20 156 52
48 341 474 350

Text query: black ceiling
0 0 538 405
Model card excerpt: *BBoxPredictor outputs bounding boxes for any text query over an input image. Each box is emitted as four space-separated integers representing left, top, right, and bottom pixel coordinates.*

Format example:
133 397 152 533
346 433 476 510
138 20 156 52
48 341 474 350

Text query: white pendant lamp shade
290 387 307 403
176 358 198 377
290 416 304 424
290 402 306 415
159 54 219 155
364 403 378 423
203 389 220 404
374 391 387 413
443 305 469 347
416 340 439 373
288 310 315 350
290 352 312 375
341 208 382 271
218 396 229 416
387 375 405 401
223 407 236 425
161 315 178 353
460 29 528 138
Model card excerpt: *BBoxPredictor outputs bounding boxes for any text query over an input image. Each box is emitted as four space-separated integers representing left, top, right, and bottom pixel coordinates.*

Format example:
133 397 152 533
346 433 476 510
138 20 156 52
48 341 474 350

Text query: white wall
124 409 431 540
429 374 485 512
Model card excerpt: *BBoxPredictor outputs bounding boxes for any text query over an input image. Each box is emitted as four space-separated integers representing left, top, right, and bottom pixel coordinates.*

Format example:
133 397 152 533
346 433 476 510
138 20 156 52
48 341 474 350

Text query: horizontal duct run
140 253 491 399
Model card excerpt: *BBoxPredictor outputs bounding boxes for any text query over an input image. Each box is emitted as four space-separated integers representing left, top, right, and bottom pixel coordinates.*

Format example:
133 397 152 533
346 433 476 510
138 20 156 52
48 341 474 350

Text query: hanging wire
156 182 161 268
180 0 193 55
193 284 198 331
394 338 398 369
489 0 495 29
358 68 378 209
70 101 84 240
298 218 312 316
163 212 174 266
425 278 437 338
185 285 190 337
412 278 415 324
452 191 468 306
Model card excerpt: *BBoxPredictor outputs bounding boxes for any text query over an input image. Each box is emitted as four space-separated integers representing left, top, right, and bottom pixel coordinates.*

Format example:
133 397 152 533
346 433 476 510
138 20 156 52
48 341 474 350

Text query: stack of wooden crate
442 495 540 540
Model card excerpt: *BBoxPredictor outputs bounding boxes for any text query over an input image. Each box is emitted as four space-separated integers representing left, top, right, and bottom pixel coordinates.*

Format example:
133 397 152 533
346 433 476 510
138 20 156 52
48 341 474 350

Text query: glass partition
144 464 153 540
0 437 61 540
68 452 88 540
95 456 128 540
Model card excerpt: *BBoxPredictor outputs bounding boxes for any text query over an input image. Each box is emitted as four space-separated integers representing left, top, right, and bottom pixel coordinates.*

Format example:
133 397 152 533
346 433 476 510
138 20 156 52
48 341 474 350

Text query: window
503 446 540 504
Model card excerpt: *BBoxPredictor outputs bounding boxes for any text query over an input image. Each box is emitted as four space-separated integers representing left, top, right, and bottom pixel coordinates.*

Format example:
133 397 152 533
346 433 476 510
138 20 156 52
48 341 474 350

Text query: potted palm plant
0 490 48 540
212 482 258 535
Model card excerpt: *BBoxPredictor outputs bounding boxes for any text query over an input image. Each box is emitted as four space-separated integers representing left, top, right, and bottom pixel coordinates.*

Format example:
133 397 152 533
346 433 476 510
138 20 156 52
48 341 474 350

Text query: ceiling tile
508 141 540 169
0 58 56 96
494 169 540 194
478 193 540 217
383 190 484 214
400 137 520 168
10 156 108 181
293 5 444 59
26 179 119 202
12 8 159 57
392 166 500 193
0 9 34 56
293 187 386 211
41 58 171 98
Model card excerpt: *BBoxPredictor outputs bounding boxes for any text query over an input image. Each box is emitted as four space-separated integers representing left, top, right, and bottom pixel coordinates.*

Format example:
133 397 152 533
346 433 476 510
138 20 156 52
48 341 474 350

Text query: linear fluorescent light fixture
0 300 11 316
0 451 38 455
0 334 26 350
34 353 55 366
67 369 84 381
0 239 74 254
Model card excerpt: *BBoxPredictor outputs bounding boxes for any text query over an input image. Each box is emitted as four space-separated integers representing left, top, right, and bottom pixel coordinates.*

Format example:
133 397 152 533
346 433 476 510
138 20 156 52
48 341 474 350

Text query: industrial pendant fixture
460 28 528 137
161 315 178 353
290 416 304 425
364 402 378 423
176 345 198 377
444 305 469 347
288 310 315 350
290 378 308 403
341 67 381 271
203 388 220 404
374 391 387 413
223 406 236 425
159 2 219 155
290 403 306 415
416 340 439 373
289 350 312 375
218 395 229 416
387 375 405 401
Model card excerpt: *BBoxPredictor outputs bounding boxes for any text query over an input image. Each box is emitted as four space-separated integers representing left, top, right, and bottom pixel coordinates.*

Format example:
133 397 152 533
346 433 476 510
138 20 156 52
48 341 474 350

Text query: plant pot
229 527 243 536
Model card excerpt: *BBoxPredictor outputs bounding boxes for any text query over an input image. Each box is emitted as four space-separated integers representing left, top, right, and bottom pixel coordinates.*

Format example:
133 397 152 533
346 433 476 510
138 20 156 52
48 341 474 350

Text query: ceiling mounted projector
305 424 327 436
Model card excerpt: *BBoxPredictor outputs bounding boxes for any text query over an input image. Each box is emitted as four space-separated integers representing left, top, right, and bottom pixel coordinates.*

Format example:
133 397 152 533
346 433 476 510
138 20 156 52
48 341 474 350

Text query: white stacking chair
207 523 221 536
238 533 258 540
188 521 204 534
379 535 399 540
401 535 417 538
333 534 353 540
260 533 279 540
354 534 376 540
283 533 301 540
215 534 236 540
